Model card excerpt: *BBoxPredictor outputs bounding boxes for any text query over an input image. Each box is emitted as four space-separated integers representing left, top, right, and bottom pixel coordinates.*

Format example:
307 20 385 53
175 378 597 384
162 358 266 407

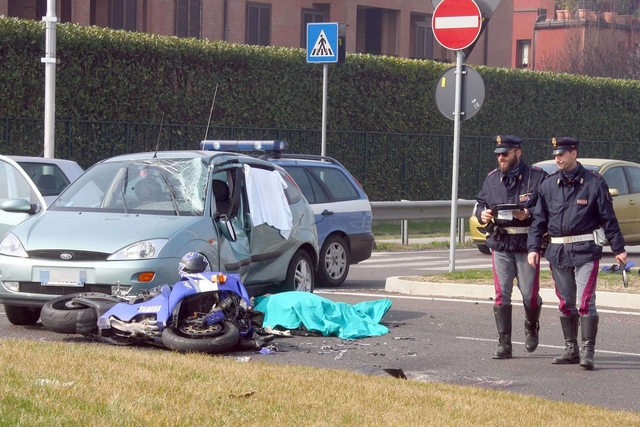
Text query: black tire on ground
4 305 41 326
477 244 492 255
316 235 349 287
162 321 240 354
40 294 101 334
284 249 314 292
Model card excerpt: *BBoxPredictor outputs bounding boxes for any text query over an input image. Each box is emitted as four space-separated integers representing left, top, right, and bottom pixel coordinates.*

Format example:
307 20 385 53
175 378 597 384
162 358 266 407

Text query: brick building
1 0 638 73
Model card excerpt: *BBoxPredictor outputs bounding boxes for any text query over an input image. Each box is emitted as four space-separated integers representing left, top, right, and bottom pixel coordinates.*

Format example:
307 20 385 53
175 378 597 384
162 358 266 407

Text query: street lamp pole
41 0 58 159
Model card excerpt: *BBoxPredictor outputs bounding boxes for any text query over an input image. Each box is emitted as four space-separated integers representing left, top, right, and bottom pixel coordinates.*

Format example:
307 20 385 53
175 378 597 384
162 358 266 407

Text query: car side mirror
0 198 39 214
217 215 237 242
609 188 619 197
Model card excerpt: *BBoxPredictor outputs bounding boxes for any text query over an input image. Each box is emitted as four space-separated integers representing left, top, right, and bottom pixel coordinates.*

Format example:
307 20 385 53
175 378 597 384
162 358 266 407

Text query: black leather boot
524 303 541 353
552 314 580 364
580 316 599 370
492 305 512 359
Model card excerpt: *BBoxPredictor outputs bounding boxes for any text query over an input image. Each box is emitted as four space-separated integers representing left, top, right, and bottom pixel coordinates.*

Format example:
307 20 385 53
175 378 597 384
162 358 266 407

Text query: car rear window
17 162 71 197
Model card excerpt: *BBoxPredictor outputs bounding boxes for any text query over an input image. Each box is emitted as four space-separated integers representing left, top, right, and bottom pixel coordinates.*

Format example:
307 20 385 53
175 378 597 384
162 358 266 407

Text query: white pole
41 0 57 159
321 63 328 156
448 50 464 272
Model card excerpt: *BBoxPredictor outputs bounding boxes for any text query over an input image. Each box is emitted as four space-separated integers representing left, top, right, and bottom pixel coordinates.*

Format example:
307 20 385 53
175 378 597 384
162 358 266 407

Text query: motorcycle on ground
40 254 264 354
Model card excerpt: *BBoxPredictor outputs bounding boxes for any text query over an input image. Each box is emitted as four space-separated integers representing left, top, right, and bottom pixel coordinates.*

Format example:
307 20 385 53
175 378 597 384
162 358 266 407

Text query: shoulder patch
487 168 498 176
530 166 542 171
588 170 602 179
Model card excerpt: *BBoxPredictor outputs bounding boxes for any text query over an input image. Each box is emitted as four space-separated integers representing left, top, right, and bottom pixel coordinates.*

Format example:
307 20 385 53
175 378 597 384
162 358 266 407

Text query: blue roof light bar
200 140 289 152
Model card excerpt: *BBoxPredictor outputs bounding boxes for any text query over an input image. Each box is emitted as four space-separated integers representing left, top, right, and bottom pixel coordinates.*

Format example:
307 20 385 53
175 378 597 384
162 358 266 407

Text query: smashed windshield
50 158 208 216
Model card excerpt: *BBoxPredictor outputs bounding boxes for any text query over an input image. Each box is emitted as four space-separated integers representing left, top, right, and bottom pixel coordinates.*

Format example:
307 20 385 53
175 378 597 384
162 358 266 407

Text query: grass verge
409 268 640 294
2 339 640 426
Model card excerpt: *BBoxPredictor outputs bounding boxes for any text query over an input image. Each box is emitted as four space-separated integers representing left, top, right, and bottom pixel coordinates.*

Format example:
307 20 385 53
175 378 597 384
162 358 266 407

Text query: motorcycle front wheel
162 321 240 354
41 293 103 334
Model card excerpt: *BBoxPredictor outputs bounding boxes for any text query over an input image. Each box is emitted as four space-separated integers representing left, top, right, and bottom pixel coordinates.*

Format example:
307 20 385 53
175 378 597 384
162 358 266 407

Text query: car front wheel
4 305 42 326
316 235 349 287
285 249 314 293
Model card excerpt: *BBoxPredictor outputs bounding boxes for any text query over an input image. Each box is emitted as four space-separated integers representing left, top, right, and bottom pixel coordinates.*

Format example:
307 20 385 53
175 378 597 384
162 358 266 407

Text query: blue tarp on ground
253 292 392 340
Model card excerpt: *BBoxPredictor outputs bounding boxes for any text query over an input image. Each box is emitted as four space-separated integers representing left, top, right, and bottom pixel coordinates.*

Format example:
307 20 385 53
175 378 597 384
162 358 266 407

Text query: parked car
200 140 375 287
469 158 640 254
0 155 83 239
0 150 318 326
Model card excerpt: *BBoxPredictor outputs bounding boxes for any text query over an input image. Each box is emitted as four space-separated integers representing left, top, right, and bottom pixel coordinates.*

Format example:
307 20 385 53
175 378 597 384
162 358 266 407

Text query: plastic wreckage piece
262 326 293 337
259 347 276 355
601 261 635 274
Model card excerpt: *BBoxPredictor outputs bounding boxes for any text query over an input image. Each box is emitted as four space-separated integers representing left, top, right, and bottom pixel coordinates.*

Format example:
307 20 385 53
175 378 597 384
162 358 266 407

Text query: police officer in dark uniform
527 137 627 370
476 135 548 359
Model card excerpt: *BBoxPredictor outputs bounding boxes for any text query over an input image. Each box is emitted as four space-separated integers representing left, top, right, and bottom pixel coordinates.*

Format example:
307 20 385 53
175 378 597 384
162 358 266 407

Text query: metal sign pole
448 50 464 272
42 0 57 159
321 63 328 157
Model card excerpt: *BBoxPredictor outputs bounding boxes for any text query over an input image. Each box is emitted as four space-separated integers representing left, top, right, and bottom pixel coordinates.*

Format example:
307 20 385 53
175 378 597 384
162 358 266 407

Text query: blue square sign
306 23 339 63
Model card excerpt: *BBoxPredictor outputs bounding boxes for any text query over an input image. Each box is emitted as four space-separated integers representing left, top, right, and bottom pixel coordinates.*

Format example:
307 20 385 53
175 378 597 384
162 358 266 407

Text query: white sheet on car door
243 164 293 239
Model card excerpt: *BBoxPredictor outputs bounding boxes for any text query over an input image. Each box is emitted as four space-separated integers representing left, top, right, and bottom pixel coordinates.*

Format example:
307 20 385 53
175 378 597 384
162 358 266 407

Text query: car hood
11 211 198 252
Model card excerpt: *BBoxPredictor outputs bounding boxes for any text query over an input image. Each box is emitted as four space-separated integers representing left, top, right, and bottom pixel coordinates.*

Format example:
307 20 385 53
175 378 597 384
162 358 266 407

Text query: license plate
40 269 88 287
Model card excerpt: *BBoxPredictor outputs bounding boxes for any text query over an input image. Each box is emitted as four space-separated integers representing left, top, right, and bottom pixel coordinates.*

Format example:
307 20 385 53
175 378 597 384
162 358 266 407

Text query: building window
301 9 325 48
176 0 201 39
247 3 271 46
110 0 137 31
517 40 531 68
415 21 433 59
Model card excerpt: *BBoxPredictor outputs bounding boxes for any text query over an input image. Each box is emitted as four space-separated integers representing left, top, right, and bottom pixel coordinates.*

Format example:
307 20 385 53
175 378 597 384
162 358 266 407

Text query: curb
384 277 640 311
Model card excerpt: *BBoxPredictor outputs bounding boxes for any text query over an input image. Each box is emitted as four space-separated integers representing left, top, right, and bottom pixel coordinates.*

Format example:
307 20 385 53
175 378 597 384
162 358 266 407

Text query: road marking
359 256 443 263
457 336 640 357
318 291 640 316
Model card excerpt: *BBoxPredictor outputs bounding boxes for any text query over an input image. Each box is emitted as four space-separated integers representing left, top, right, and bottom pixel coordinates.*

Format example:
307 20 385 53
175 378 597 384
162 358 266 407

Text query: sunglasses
495 150 515 158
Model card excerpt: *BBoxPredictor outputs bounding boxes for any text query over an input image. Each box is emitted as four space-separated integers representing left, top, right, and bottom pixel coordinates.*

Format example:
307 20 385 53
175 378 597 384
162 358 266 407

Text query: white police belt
499 226 530 234
550 234 594 244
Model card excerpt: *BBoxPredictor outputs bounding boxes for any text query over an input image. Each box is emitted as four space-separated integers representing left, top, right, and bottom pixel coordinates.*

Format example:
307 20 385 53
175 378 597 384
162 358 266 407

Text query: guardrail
370 200 476 245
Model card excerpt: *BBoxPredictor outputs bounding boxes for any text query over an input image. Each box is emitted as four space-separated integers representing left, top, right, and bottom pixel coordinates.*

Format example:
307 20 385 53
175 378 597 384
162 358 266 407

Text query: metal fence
3 116 640 202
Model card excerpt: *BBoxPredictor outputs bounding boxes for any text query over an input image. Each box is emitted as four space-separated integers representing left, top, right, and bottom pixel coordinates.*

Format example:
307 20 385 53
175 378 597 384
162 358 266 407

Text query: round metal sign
432 0 483 51
434 65 485 121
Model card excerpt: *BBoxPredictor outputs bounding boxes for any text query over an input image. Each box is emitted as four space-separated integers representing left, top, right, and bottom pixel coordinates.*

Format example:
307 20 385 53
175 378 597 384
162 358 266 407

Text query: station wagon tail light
200 140 288 152
0 233 28 258
137 272 155 282
107 239 169 260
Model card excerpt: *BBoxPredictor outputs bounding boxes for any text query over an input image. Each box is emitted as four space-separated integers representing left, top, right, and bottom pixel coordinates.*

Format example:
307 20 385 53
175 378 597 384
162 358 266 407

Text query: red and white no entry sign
432 0 482 51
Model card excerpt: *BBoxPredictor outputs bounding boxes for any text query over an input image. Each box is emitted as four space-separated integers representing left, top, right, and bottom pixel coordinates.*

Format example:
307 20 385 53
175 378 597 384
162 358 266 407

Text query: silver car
0 155 83 239
0 151 318 326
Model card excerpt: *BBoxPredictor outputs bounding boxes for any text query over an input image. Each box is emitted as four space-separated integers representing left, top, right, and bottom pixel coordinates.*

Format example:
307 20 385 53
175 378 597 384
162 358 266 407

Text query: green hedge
2 16 640 201
3 17 640 138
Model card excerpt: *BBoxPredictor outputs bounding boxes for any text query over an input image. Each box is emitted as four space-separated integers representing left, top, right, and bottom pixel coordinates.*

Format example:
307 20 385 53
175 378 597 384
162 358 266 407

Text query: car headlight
0 233 28 258
107 239 169 260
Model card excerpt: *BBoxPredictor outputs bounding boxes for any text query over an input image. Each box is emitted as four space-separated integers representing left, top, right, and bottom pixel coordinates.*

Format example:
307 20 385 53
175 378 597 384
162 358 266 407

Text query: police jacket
475 160 547 252
527 163 625 268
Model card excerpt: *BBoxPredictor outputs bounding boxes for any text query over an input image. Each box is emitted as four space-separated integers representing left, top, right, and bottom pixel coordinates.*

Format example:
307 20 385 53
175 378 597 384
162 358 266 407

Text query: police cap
551 137 579 155
493 135 523 154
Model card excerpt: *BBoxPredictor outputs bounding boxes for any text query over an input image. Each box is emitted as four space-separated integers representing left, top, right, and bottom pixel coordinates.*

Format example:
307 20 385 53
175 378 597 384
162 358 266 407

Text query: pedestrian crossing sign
307 23 339 63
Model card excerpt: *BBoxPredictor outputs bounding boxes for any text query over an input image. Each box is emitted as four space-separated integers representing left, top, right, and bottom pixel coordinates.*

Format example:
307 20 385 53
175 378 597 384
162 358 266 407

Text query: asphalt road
2 246 640 412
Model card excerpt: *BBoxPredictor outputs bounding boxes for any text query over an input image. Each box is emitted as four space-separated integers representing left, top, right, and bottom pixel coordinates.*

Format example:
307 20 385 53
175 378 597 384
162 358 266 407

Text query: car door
303 165 369 243
620 165 640 243
211 167 252 281
0 156 46 238
283 165 333 243
243 163 296 283
601 165 635 241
